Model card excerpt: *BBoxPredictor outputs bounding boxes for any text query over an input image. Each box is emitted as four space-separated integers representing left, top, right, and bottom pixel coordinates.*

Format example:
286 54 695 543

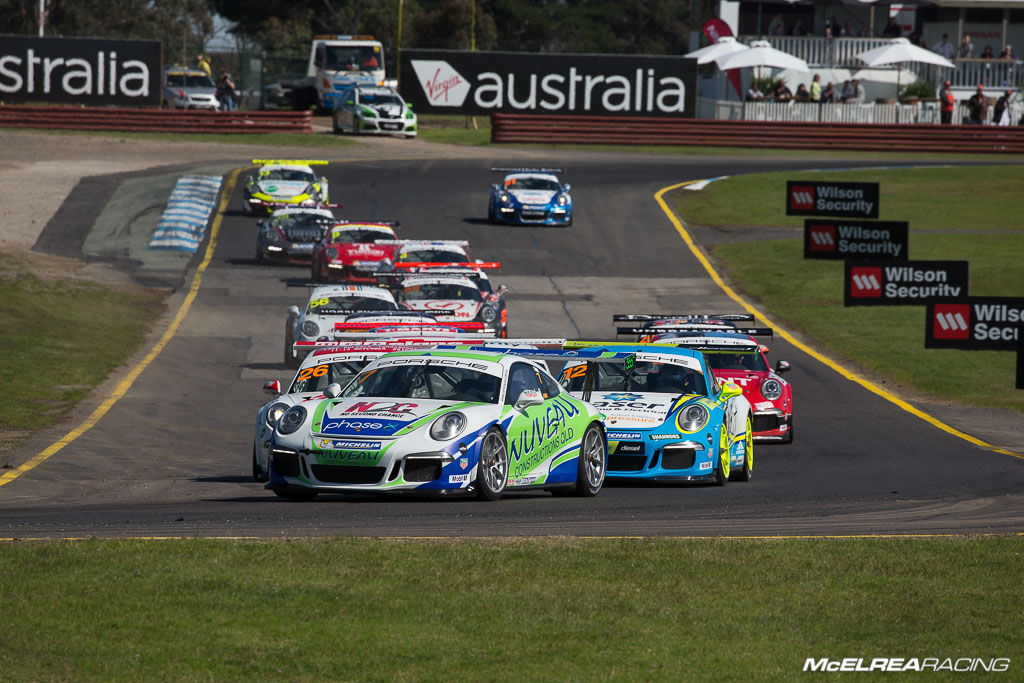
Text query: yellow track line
0 168 242 488
655 180 1020 459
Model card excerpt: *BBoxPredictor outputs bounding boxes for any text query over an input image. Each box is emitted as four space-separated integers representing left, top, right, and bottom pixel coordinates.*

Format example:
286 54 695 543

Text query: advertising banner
925 297 1024 350
786 181 880 218
0 35 161 106
844 260 968 306
804 219 908 260
399 49 698 117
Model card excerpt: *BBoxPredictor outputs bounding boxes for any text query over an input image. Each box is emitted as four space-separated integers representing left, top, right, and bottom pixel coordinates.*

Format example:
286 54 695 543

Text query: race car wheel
284 326 298 368
255 246 265 265
730 417 754 482
783 418 794 444
573 423 606 497
487 205 496 224
271 485 317 501
476 428 508 501
252 444 268 483
714 423 730 486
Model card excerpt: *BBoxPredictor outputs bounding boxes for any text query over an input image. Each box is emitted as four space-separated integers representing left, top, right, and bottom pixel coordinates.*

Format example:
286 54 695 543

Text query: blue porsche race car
487 167 573 226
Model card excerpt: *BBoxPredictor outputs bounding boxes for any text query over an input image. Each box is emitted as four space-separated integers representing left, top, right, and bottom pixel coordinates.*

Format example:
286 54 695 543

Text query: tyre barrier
491 113 1024 153
0 105 312 134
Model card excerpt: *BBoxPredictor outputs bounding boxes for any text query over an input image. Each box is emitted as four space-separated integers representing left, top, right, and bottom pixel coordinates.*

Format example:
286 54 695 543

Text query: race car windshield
261 169 314 182
703 351 768 372
397 249 465 263
342 364 501 403
307 296 397 314
165 73 215 88
402 283 482 301
272 214 332 230
328 229 391 244
561 361 706 395
289 360 366 394
360 92 402 106
507 177 560 191
324 46 380 72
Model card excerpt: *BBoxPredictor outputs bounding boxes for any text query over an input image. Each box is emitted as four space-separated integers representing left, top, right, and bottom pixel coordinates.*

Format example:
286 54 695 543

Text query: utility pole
396 0 404 86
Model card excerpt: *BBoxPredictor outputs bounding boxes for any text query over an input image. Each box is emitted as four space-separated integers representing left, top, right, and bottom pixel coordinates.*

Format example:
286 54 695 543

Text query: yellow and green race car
243 159 332 215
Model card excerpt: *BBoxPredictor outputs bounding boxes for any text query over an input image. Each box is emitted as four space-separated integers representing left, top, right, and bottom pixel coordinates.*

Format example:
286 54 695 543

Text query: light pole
396 0 404 86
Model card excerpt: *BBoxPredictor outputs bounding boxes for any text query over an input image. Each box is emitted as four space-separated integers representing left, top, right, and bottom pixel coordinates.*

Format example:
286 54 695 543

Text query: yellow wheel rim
720 424 730 478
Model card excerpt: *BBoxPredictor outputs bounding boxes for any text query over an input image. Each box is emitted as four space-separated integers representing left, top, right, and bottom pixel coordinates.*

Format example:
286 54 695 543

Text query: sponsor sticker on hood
585 391 686 428
509 189 556 205
258 180 309 196
313 398 450 436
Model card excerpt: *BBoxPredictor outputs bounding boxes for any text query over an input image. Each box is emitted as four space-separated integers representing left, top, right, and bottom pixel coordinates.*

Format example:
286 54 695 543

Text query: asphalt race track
2 153 1022 537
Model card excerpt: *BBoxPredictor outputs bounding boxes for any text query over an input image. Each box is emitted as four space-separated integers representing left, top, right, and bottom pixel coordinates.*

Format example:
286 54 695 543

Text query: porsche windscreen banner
786 181 880 218
399 49 697 117
804 219 909 260
925 297 1024 350
0 35 161 106
844 260 969 306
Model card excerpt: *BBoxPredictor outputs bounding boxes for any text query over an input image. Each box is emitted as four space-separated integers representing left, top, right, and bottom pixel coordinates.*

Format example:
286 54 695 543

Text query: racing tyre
252 444 268 483
730 417 754 482
713 423 730 486
572 423 606 496
783 418 794 444
487 205 496 224
476 428 508 501
284 325 298 368
255 246 265 265
271 486 317 501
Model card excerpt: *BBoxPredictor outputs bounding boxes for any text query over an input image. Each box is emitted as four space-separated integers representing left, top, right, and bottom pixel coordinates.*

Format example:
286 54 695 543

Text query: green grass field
671 166 1024 413
0 255 165 456
0 537 1020 679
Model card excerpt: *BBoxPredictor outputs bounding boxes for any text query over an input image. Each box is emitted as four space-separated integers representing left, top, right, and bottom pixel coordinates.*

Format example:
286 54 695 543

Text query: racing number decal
560 365 587 380
308 297 329 308
296 365 329 381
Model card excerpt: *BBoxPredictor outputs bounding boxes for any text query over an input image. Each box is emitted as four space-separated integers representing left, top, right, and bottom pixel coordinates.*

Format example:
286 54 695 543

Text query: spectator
981 45 995 59
999 45 1015 60
883 18 902 38
795 83 810 101
195 54 212 79
841 80 854 102
851 79 865 103
824 16 840 37
769 13 785 36
774 81 793 101
967 84 988 123
810 74 822 101
841 21 859 38
822 82 837 103
931 34 955 60
216 71 236 111
746 85 765 101
939 80 955 124
360 52 380 68
790 20 806 37
993 90 1013 125
908 31 926 48
958 34 974 59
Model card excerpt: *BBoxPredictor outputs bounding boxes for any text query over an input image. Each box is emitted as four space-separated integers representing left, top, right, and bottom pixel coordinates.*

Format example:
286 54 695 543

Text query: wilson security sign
0 35 161 106
400 49 697 117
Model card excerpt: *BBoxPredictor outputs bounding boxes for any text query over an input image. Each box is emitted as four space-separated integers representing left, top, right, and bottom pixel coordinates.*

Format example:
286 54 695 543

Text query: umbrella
855 37 954 97
715 40 809 72
684 36 749 65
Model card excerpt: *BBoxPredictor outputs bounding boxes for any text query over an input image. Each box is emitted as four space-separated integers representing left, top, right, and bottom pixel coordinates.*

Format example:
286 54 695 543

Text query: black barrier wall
0 35 161 106
399 49 698 117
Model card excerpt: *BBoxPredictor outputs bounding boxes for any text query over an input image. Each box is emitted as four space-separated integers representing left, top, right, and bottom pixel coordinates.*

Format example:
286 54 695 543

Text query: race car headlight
429 411 467 441
324 247 339 260
301 320 320 337
265 402 290 428
499 193 511 204
557 195 568 205
678 404 709 433
479 305 498 323
276 406 307 435
761 379 783 401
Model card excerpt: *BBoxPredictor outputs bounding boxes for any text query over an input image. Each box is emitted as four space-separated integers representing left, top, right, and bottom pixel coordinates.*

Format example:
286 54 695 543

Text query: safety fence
490 113 1024 153
0 105 312 134
149 175 224 253
711 99 1024 126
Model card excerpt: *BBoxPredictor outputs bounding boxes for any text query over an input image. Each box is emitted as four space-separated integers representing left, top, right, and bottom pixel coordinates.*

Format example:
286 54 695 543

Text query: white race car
265 348 614 500
393 268 508 337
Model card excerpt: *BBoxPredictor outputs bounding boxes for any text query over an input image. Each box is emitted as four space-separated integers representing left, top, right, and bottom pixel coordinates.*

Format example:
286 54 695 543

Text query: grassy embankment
1 537 1020 679
673 165 1024 414
0 255 164 459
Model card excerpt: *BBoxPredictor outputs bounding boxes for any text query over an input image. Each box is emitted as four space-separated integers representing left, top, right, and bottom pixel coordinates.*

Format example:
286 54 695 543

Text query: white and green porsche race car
266 348 613 500
243 159 331 215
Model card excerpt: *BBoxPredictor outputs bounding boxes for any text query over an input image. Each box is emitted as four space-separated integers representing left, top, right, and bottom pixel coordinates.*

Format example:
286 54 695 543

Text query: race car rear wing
332 219 401 228
613 313 755 322
334 321 488 331
248 198 341 209
373 239 468 248
617 325 773 338
490 167 564 174
566 338 760 351
394 262 500 270
252 159 329 166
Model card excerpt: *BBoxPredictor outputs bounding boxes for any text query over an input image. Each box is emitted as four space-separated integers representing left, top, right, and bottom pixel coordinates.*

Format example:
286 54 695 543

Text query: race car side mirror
514 389 545 411
262 380 282 397
563 184 571 192
288 305 300 316
496 284 510 296
720 382 742 400
324 383 343 399
776 360 791 374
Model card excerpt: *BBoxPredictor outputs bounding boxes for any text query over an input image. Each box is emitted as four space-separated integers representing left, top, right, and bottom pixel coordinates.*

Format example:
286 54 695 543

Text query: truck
264 35 391 111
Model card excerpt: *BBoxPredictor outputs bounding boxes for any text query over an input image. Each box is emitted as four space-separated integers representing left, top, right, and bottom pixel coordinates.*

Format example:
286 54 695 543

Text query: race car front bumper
357 116 417 136
752 410 792 441
605 438 719 481
260 241 317 263
494 204 572 226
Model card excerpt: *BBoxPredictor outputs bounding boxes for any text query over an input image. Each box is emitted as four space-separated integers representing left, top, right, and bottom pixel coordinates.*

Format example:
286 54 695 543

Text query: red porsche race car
310 221 400 283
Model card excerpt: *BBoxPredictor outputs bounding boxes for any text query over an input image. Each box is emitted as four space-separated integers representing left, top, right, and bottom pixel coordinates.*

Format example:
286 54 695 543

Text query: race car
614 313 763 342
265 348 609 500
243 159 331 215
284 284 404 367
487 167 573 226
390 266 508 338
332 85 417 137
558 344 753 484
379 240 472 267
255 207 336 265
310 221 399 283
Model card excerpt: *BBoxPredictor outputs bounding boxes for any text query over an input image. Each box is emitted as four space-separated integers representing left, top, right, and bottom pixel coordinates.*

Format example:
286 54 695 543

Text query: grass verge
672 165 1024 414
0 254 165 457
0 537 1020 679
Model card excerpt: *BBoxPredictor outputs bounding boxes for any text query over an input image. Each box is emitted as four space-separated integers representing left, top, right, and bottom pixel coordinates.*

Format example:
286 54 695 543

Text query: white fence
706 98 1024 125
738 36 891 66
